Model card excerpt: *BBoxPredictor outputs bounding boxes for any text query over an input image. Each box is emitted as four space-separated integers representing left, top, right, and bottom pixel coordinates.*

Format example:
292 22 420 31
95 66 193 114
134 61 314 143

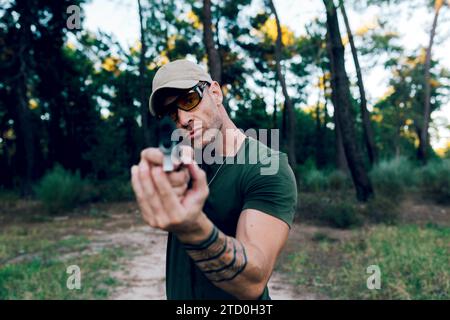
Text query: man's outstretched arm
177 208 289 300
131 148 290 300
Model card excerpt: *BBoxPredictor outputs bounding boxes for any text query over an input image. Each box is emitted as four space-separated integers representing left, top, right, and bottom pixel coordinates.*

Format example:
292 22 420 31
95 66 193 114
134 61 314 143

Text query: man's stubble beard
195 116 223 152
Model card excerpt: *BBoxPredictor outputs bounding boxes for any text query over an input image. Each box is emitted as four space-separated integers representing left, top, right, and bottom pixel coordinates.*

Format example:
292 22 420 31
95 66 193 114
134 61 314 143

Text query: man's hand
130 147 210 236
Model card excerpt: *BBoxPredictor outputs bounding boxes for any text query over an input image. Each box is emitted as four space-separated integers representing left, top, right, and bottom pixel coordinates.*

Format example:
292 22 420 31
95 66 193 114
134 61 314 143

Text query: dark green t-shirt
166 136 297 300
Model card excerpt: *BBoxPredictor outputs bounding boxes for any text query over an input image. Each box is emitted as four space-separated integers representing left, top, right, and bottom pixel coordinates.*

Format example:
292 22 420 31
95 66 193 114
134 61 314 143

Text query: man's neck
217 117 246 157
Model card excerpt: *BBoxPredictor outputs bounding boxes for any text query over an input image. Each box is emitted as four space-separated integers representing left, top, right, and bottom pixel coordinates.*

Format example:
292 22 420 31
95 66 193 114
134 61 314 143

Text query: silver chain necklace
206 145 236 186
204 135 246 186
207 160 226 186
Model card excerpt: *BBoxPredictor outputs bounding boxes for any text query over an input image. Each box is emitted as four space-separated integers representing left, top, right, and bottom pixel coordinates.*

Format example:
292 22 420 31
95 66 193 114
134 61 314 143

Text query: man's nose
177 109 193 127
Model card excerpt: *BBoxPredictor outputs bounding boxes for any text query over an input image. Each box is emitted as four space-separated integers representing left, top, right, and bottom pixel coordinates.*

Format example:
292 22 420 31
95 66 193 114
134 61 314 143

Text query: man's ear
208 81 223 106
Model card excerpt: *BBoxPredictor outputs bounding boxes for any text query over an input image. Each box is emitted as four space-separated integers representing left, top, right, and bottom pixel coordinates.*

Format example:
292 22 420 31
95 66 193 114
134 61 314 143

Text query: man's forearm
176 213 267 299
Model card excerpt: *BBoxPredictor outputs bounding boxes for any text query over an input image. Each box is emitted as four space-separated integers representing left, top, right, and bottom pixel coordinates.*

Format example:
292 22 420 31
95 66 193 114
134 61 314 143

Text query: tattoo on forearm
182 226 248 282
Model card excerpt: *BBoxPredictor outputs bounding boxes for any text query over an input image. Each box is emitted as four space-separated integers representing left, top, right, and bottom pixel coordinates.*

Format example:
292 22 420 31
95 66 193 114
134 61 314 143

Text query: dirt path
89 222 318 300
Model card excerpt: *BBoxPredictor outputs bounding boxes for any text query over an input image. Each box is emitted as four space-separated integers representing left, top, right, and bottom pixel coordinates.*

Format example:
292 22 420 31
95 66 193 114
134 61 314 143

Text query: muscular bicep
236 208 290 281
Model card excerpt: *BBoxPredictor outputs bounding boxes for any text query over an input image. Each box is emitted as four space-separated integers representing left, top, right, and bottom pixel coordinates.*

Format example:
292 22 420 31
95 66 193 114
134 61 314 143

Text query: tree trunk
332 91 348 172
339 0 378 165
315 77 326 169
202 0 222 83
15 73 35 196
418 1 443 163
326 60 349 172
324 0 373 201
212 8 232 114
320 64 346 171
267 0 297 170
273 74 278 128
33 1 67 169
14 4 35 196
138 0 153 147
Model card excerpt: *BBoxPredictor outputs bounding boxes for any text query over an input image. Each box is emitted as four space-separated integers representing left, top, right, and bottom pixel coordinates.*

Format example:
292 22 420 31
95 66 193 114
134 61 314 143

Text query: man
130 59 297 300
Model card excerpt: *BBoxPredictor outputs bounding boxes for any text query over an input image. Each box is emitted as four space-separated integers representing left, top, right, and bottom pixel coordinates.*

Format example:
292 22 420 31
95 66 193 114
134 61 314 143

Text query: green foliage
96 177 134 202
300 166 350 192
327 170 350 190
418 160 450 204
369 156 416 197
33 165 91 214
298 193 362 229
303 169 328 192
373 49 450 161
83 120 130 181
322 201 363 229
0 188 20 210
233 95 272 130
1 0 450 204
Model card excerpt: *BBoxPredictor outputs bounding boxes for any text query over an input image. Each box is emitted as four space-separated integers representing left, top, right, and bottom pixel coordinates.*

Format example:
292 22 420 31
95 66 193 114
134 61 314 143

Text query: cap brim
149 79 199 116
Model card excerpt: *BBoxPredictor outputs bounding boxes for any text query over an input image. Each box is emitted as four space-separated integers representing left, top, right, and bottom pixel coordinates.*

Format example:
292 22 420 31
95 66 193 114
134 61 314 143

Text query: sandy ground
88 222 320 300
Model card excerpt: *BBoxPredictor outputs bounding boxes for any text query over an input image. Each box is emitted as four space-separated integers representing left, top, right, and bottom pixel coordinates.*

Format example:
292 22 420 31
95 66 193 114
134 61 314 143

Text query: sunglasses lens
165 103 178 120
177 91 200 111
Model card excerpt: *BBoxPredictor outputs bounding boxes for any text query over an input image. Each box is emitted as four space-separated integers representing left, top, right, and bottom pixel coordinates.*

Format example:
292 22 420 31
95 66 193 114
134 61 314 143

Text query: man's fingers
138 160 165 217
131 165 155 226
182 161 209 208
168 167 190 187
185 161 208 194
151 166 182 215
131 165 145 200
172 184 188 197
141 148 164 166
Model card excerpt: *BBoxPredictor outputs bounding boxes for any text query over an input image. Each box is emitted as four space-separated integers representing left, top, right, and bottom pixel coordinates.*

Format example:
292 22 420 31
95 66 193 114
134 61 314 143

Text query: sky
82 0 450 150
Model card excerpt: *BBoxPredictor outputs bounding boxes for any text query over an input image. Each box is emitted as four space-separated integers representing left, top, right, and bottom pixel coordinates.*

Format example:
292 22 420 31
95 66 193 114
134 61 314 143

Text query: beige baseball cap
149 59 213 116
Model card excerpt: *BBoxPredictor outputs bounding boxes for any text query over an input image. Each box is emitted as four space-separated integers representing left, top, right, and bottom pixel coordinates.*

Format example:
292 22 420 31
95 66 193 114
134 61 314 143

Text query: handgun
158 116 179 172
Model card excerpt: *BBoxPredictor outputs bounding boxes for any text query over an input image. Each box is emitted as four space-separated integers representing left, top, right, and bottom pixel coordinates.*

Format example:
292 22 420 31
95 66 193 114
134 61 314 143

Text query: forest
0 0 449 300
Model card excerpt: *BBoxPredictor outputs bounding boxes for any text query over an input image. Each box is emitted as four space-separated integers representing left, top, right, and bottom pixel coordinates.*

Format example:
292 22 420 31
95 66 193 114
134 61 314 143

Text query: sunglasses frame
158 81 209 120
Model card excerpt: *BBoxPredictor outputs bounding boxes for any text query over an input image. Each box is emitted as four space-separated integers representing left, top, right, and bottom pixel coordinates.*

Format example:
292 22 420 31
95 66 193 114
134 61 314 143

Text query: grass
0 249 124 299
0 217 107 263
285 224 450 299
0 210 128 299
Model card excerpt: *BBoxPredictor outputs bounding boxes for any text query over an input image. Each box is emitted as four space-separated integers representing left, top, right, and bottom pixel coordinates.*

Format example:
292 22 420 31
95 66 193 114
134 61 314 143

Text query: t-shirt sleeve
242 152 298 228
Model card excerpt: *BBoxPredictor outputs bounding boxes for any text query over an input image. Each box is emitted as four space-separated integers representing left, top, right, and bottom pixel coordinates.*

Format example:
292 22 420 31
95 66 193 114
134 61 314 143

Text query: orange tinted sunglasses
160 82 209 120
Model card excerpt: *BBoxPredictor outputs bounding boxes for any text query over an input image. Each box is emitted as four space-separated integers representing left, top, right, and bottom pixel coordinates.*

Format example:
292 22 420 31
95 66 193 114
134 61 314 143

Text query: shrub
369 157 416 197
297 193 329 221
365 196 399 225
327 170 350 191
297 193 362 229
0 188 20 210
321 201 363 229
34 165 91 214
96 177 134 202
419 160 450 204
302 169 328 192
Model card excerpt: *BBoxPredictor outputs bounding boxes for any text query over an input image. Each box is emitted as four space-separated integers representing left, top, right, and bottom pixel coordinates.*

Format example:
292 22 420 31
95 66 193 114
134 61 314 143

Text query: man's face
162 82 223 149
